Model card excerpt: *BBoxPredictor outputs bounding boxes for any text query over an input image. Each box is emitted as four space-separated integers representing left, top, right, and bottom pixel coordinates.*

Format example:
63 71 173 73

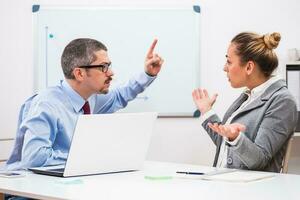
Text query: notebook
202 170 275 182
29 112 157 177
175 168 274 183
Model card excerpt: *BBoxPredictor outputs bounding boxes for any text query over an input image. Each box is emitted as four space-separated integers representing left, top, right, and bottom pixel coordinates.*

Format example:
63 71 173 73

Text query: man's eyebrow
99 61 111 65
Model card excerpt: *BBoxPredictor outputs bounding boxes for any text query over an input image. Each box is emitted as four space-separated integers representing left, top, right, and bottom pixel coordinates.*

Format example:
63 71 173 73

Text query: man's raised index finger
147 39 158 57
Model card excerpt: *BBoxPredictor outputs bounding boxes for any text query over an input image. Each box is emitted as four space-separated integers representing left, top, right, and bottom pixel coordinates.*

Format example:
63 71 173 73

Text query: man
5 38 163 170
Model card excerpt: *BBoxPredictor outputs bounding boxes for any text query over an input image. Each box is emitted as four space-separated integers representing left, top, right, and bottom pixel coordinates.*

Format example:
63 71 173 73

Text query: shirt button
227 157 233 165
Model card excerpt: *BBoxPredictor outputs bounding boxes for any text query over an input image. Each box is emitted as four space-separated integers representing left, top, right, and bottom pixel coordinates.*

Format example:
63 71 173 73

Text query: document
202 170 274 182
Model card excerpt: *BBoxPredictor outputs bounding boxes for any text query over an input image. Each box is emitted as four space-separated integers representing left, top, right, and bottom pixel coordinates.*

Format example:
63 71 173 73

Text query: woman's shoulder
267 80 297 108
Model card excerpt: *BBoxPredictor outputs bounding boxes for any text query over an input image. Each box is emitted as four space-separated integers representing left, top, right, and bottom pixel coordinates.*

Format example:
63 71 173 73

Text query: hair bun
263 32 281 50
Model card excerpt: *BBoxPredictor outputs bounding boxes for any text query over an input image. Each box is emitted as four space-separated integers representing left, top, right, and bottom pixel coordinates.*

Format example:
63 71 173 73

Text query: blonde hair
231 32 281 77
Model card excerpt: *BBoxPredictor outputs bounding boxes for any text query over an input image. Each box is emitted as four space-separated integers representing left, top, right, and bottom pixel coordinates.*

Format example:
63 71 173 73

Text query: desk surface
0 161 300 200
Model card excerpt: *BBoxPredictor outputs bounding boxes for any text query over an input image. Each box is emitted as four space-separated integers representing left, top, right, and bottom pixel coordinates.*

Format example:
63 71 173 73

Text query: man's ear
73 68 85 81
245 61 255 75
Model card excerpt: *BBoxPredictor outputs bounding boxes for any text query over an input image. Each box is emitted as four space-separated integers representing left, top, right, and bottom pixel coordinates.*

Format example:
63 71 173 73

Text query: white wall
0 0 300 167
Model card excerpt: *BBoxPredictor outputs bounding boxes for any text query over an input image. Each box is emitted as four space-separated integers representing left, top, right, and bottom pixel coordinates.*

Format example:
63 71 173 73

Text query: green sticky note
55 179 83 185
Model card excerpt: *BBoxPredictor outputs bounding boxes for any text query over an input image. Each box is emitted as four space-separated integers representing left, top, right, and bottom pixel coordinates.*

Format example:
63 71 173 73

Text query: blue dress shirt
4 72 155 170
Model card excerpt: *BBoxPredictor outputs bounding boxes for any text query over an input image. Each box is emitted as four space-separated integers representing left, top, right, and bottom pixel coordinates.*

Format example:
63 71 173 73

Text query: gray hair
61 38 107 79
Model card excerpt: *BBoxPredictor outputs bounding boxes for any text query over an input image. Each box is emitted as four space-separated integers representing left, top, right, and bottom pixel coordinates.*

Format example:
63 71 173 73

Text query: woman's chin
229 81 238 88
230 82 243 89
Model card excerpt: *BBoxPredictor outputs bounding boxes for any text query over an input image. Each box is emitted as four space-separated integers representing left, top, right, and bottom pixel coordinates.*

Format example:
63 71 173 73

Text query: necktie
82 101 91 114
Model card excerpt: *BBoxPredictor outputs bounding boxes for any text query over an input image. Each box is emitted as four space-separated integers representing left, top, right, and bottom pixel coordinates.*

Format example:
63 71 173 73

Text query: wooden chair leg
0 193 5 200
281 137 294 173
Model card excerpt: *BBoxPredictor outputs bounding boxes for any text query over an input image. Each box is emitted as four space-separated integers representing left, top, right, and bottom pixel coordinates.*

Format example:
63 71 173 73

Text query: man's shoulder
32 85 66 106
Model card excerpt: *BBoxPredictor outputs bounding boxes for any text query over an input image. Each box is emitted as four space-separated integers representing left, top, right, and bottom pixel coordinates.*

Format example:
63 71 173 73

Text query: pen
176 171 205 175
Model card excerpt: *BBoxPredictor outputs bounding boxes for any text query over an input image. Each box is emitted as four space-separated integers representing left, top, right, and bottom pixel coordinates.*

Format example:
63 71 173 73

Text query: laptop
29 112 157 177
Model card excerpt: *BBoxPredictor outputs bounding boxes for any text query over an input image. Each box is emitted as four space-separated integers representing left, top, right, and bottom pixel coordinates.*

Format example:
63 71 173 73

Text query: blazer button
227 157 233 165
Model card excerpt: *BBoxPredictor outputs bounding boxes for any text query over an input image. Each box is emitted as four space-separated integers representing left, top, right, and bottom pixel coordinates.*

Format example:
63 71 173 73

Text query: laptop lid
30 112 157 177
63 112 157 177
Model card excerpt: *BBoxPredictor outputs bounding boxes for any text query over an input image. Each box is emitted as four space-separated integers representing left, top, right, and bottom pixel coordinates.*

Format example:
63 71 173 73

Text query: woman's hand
208 122 246 141
192 88 218 114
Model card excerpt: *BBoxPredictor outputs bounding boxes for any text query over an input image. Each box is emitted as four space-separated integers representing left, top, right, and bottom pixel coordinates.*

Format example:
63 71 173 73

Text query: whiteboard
33 5 201 116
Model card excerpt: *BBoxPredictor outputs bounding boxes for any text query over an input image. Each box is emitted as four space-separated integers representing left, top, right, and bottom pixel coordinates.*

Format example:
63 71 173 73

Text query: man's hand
192 88 218 114
144 39 164 76
208 122 246 141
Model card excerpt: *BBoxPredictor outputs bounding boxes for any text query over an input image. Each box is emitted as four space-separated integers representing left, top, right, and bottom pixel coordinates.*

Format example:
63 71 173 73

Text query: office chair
281 136 294 174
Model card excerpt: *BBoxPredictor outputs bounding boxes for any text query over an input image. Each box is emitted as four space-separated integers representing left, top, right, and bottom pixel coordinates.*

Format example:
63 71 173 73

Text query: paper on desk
174 168 236 180
202 170 274 182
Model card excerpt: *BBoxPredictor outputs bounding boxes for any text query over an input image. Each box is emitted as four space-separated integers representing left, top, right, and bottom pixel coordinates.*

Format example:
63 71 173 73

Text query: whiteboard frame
32 5 201 117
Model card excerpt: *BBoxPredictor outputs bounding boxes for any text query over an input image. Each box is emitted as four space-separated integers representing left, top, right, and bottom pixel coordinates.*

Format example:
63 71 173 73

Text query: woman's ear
245 61 255 75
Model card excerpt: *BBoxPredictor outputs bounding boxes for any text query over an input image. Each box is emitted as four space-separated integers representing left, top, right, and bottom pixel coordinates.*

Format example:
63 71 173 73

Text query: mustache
105 77 113 83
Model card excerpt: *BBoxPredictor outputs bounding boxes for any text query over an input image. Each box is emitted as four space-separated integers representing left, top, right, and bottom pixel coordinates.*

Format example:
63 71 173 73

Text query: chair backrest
281 136 294 173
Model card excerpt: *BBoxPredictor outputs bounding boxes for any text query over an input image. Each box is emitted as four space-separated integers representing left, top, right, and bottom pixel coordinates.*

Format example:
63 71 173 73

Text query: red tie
82 101 91 114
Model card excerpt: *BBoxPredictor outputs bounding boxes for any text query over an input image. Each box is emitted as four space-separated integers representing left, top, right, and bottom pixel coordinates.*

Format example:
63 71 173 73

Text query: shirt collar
246 76 281 99
60 80 86 113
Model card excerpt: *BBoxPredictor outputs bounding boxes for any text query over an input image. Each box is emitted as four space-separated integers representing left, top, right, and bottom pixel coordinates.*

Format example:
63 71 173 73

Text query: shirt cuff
199 109 216 125
224 131 243 146
133 72 156 88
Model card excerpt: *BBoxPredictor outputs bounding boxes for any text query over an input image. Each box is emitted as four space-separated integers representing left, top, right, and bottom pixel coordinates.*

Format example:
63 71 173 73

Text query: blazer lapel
222 92 249 123
232 80 286 119
238 98 265 114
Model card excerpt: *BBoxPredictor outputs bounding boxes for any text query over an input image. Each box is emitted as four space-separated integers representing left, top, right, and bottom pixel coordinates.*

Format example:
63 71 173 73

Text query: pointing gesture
144 39 164 76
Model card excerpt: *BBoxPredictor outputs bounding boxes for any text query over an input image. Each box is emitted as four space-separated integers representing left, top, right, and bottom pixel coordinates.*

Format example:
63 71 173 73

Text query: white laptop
29 112 157 177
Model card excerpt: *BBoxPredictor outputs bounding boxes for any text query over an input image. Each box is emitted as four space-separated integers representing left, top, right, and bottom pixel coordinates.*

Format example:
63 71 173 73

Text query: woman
192 32 298 172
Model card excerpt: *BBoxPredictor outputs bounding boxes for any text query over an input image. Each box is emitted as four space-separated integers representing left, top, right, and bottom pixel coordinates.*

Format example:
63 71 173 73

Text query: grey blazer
202 79 298 172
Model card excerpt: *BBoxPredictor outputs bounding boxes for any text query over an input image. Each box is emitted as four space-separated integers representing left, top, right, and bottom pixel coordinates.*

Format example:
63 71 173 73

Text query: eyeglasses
78 62 112 73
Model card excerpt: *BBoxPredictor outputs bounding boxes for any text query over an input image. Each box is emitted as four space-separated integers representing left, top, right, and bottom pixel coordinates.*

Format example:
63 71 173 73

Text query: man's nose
107 68 114 76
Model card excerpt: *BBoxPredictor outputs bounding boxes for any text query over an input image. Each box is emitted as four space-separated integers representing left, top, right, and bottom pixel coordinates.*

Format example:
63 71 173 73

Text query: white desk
1 161 300 200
